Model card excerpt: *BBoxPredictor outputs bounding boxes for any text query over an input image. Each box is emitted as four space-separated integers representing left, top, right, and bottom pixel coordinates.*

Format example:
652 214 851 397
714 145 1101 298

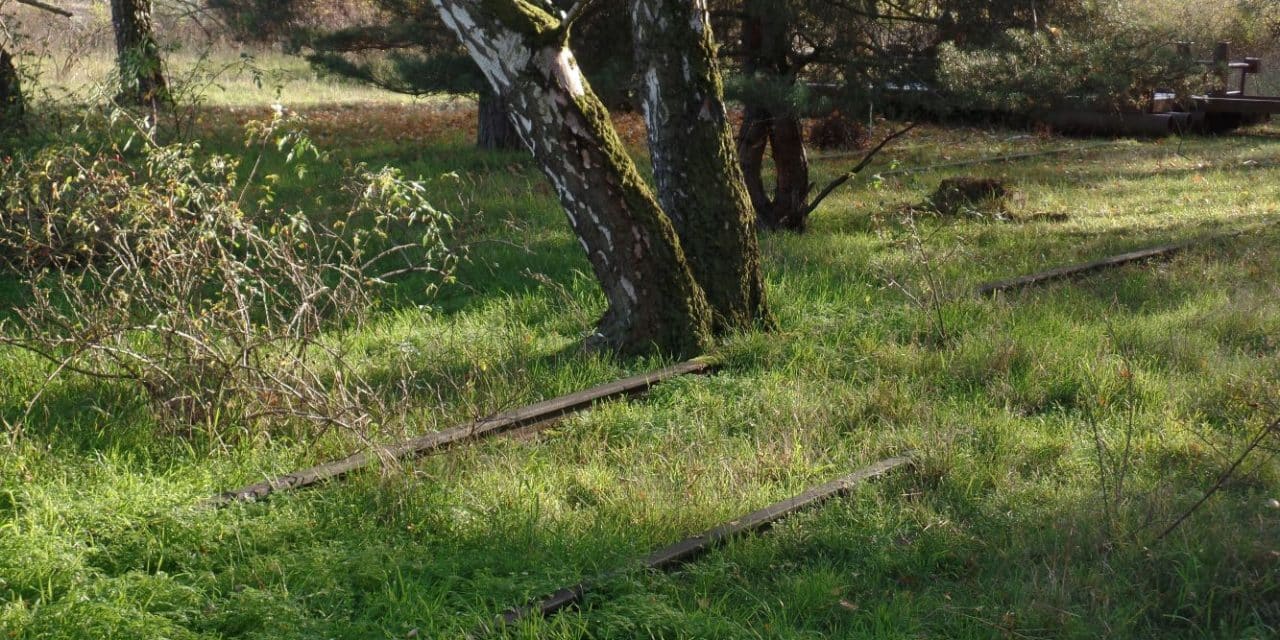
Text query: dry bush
0 108 457 443
808 110 868 151
928 177 1009 217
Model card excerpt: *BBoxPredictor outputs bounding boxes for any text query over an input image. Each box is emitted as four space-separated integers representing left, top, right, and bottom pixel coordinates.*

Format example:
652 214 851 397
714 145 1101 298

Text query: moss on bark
632 0 773 332
435 0 713 357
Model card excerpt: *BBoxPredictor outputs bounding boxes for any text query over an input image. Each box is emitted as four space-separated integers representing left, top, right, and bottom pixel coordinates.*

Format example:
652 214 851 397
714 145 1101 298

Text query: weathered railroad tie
975 230 1249 296
205 359 714 507
493 454 916 629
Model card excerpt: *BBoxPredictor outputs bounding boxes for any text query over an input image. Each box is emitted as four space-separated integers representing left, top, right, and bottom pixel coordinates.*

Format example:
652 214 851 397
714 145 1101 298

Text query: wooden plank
496 455 915 626
975 232 1241 296
205 359 713 507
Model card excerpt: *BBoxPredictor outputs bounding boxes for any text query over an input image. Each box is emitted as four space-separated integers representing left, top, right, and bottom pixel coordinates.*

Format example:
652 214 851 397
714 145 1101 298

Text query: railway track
205 359 714 507
487 454 916 631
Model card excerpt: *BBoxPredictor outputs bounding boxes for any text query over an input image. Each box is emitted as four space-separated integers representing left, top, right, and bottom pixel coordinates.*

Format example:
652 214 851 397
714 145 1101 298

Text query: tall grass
0 45 1278 640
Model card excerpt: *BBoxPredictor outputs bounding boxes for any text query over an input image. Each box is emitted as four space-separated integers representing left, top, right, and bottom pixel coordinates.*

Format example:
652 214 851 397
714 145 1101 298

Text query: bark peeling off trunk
110 0 169 108
631 0 771 331
432 0 712 356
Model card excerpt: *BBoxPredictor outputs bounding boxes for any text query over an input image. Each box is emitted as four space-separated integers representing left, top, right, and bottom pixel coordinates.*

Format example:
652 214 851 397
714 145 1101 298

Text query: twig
1154 414 1279 542
805 122 917 215
15 0 73 18
560 0 597 30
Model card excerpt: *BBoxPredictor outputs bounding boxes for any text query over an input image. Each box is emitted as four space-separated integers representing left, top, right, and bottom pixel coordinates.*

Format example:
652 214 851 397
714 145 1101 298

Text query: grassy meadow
1 52 1279 640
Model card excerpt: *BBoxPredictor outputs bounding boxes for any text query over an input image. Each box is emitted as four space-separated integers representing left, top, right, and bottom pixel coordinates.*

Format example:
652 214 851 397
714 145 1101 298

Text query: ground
1 58 1279 639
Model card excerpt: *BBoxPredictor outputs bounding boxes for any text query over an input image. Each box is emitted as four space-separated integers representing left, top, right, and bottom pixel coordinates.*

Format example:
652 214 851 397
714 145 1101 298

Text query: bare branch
1154 414 1279 542
805 122 918 216
561 0 597 31
15 0 73 18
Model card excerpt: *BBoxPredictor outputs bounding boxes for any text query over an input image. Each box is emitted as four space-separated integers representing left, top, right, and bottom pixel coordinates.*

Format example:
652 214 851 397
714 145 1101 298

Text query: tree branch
1154 413 1279 542
561 0 597 31
805 122 917 215
15 0 72 17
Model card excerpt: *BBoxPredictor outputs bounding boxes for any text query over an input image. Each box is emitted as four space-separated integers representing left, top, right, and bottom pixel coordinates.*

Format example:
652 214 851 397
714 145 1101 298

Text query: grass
2 61 1280 639
27 49 441 107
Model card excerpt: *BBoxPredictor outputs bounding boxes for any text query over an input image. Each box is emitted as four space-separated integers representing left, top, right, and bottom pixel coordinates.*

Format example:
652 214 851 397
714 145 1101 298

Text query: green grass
2 78 1279 638
22 48 430 107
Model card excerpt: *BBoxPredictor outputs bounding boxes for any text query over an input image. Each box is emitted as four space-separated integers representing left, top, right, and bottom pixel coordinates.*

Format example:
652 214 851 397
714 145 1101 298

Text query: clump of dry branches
0 108 457 443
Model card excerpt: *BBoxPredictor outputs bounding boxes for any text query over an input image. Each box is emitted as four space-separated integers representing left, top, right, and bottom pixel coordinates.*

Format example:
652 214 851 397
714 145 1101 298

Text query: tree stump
929 177 1007 216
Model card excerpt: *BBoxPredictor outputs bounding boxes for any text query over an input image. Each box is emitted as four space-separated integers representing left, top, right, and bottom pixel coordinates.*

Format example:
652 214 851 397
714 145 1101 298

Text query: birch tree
631 0 771 331
429 0 714 355
429 0 777 354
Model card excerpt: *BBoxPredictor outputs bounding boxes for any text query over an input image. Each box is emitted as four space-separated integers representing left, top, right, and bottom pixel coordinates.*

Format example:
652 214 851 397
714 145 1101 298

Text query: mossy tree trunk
476 85 522 150
109 0 169 109
631 0 771 333
0 46 23 130
735 7 811 232
430 0 712 356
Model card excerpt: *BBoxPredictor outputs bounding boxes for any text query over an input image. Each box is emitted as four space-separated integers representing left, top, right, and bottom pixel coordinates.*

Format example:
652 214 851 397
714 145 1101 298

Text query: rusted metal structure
1189 41 1278 131
1048 42 1280 136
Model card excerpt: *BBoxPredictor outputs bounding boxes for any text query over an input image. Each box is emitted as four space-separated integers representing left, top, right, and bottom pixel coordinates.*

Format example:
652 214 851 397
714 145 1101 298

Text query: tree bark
109 0 169 109
430 0 712 356
631 0 771 332
735 7 811 232
738 105 810 231
0 46 23 130
476 85 522 150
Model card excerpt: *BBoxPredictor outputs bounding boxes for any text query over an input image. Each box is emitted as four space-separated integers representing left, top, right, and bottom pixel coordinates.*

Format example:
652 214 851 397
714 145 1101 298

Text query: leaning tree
429 0 770 354
109 0 169 108
295 1 523 151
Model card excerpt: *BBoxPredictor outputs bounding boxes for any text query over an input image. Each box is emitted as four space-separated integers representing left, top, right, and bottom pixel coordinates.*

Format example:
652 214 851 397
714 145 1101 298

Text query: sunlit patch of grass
2 79 1279 639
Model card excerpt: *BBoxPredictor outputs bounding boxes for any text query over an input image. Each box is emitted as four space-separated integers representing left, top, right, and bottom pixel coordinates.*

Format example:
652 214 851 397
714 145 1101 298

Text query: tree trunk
476 85 522 151
109 0 169 109
0 46 23 130
735 8 811 232
631 0 771 332
431 0 712 356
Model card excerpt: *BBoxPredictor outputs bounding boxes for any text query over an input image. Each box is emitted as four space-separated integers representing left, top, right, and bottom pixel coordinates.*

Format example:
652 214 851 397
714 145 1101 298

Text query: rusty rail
205 359 715 507
492 454 916 629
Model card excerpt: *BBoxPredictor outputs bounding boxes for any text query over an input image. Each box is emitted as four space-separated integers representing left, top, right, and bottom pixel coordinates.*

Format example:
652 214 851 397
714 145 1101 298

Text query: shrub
938 24 1204 113
808 110 868 151
0 108 457 442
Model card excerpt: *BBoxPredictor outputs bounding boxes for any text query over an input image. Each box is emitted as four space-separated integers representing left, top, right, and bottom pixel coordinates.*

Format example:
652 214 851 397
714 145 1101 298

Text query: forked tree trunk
738 104 810 230
476 85 522 151
736 9 811 232
631 0 771 332
431 0 712 356
110 0 169 108
0 46 23 129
